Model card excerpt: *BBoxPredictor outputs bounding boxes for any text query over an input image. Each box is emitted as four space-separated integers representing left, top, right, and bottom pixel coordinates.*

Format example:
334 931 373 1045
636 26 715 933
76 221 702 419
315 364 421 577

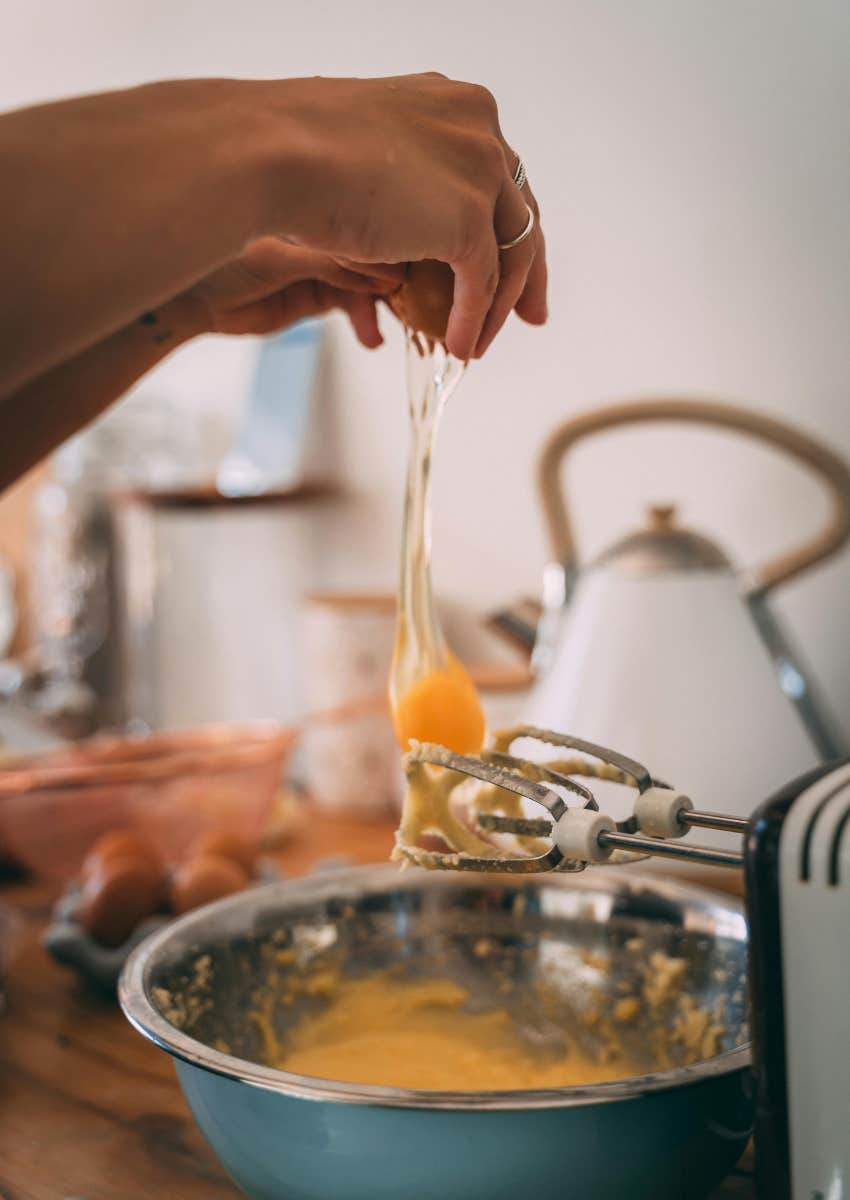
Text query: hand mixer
398 725 746 872
396 724 850 1200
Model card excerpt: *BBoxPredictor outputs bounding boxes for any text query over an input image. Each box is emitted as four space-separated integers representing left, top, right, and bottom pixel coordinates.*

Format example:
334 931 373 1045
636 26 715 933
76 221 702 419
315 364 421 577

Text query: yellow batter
266 971 633 1091
393 757 501 865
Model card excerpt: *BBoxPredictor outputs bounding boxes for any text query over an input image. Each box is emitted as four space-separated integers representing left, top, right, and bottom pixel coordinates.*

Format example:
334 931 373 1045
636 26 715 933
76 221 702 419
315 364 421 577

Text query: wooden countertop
0 813 754 1199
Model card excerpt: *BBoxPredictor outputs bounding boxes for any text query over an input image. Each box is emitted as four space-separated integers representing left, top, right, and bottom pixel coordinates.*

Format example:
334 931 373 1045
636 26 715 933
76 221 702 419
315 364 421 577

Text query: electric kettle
524 398 850 826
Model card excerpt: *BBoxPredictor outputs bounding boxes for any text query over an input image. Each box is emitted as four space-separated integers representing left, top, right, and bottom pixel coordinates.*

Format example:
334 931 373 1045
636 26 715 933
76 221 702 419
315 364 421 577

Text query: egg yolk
392 654 486 754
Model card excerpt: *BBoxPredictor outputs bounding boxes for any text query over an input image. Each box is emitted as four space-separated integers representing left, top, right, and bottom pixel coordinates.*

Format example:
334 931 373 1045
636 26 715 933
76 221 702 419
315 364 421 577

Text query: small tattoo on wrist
139 309 174 345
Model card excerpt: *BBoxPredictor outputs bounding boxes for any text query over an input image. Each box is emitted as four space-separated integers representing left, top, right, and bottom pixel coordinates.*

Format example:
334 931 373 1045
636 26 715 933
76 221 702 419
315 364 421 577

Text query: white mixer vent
828 800 850 886
798 776 850 886
780 762 850 1200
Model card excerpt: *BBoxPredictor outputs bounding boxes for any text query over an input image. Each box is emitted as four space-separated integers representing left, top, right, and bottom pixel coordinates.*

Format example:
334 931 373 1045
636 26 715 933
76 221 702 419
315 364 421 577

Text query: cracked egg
387 260 454 342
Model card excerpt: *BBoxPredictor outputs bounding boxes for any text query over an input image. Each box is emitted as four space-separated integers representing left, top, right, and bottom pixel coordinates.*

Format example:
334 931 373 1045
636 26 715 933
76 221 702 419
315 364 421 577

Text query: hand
262 73 547 359
183 238 403 347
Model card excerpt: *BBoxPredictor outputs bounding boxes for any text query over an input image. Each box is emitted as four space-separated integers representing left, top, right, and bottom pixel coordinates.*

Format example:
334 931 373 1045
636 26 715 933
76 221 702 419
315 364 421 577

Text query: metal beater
397 725 747 872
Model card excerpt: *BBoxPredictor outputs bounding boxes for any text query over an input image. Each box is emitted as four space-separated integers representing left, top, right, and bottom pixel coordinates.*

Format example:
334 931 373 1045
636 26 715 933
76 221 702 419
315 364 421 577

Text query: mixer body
746 758 850 1200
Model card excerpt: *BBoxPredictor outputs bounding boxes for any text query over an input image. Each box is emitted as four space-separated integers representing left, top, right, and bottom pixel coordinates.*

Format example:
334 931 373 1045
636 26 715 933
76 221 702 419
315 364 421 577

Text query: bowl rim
119 865 751 1112
0 721 295 793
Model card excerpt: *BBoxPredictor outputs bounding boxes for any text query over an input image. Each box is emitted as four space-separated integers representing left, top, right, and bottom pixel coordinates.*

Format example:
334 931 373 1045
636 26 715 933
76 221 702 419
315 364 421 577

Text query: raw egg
392 654 486 754
187 830 258 875
170 854 249 915
79 855 165 947
387 260 454 342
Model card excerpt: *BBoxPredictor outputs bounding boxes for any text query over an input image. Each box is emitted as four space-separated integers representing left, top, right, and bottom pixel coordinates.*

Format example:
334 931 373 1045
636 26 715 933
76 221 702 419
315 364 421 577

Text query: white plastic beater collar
634 787 693 839
554 807 616 863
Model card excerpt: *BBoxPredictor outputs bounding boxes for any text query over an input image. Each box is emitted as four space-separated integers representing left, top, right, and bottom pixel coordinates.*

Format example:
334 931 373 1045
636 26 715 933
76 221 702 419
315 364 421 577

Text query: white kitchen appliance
525 398 850 825
747 757 850 1200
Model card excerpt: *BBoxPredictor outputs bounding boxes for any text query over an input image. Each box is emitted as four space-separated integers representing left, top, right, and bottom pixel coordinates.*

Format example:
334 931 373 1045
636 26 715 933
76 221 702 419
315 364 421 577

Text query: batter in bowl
242 951 724 1091
258 970 636 1091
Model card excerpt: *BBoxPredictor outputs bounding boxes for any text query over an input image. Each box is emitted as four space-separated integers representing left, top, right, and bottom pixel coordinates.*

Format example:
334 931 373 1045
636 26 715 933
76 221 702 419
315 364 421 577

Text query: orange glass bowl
0 723 295 881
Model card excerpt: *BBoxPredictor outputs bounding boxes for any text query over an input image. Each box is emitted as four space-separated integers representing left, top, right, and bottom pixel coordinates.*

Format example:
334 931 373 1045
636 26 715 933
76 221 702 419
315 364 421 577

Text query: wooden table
0 814 754 1199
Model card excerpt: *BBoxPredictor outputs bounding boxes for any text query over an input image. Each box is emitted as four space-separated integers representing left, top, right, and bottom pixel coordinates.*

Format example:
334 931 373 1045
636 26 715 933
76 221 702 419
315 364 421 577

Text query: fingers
265 242 398 293
212 280 383 348
332 258 406 290
439 124 547 359
338 290 384 347
312 257 399 293
514 220 548 326
203 279 326 335
477 161 548 355
507 174 548 326
472 179 537 358
234 239 398 298
270 283 381 347
446 234 500 361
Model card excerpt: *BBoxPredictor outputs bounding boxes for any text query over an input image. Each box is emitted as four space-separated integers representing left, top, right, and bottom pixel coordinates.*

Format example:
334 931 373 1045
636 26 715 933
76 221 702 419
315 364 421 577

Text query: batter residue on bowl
153 935 729 1094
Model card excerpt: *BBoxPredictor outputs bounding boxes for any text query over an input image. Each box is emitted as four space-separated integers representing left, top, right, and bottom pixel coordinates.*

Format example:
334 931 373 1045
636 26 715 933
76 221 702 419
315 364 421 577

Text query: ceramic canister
302 593 401 815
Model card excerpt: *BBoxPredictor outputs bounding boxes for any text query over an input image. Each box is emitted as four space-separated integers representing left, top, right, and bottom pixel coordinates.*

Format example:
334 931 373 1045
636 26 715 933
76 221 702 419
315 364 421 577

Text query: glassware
28 393 204 731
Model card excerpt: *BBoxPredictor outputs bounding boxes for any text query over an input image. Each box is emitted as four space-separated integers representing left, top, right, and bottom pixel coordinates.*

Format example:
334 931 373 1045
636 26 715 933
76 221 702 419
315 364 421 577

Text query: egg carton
43 860 282 992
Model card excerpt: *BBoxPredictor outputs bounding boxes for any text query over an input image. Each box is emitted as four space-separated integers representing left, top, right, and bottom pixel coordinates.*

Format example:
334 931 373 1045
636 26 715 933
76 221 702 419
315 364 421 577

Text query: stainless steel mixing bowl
120 866 752 1200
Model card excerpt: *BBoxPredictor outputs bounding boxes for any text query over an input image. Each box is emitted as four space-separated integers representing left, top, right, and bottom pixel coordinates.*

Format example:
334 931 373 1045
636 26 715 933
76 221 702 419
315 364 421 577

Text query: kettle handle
538 398 850 594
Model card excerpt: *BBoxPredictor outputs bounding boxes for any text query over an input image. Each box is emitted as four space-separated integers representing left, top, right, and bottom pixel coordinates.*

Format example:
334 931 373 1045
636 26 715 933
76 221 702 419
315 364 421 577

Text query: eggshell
79 855 165 947
170 854 249 915
387 260 454 342
187 830 258 875
81 830 163 882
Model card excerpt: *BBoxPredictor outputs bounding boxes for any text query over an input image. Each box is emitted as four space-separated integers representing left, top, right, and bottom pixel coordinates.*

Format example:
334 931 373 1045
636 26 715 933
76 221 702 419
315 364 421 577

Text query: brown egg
79 855 165 948
187 830 258 875
387 260 454 342
81 829 163 882
169 854 249 915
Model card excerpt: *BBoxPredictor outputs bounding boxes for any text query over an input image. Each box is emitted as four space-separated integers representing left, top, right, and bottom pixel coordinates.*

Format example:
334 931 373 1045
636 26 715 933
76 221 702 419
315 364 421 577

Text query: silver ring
512 156 528 191
498 203 535 251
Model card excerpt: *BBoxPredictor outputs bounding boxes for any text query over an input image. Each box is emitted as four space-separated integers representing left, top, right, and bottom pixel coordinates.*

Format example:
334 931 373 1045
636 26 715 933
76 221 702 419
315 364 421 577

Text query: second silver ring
498 203 535 251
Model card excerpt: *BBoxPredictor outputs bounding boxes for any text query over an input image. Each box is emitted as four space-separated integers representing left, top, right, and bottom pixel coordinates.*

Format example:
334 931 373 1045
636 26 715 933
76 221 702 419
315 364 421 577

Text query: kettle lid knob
647 503 678 531
594 503 732 574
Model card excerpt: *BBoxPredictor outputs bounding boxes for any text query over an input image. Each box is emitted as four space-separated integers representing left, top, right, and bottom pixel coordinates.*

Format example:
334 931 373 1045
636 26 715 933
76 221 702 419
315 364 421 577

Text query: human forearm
0 292 203 494
0 79 279 396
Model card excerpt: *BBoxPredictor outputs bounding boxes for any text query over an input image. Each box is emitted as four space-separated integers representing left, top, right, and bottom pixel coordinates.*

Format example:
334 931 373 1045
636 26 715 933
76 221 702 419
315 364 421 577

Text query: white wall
2 0 849 733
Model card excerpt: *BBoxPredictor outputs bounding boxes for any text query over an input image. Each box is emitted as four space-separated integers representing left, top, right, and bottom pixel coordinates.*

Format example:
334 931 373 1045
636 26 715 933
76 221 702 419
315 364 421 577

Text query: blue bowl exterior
176 1058 752 1200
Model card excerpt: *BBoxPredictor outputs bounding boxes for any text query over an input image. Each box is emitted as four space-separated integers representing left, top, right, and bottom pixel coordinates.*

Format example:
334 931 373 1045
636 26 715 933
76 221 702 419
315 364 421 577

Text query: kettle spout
486 597 541 658
487 562 574 671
